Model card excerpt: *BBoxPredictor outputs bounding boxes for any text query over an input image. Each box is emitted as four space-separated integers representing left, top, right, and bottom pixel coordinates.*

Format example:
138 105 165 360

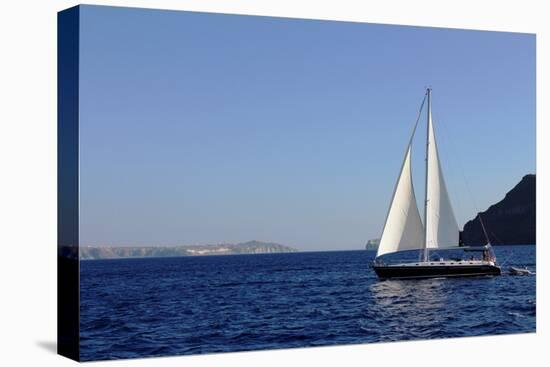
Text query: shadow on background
36 340 57 354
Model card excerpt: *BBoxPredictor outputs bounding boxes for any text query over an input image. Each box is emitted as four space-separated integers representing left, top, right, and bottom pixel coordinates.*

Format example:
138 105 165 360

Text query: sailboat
372 88 501 280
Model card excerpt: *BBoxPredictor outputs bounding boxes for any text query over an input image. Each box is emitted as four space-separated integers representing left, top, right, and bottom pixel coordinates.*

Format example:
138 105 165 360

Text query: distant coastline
68 174 536 261
79 240 297 260
365 239 380 250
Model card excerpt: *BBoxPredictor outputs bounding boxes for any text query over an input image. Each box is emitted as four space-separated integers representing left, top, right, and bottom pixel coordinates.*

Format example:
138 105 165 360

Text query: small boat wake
508 266 535 276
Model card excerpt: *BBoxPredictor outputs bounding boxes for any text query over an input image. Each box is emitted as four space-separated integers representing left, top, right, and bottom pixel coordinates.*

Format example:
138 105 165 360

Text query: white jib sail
425 109 459 249
376 145 425 257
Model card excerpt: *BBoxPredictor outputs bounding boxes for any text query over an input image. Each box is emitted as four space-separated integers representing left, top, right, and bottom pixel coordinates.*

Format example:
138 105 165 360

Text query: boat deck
386 260 496 267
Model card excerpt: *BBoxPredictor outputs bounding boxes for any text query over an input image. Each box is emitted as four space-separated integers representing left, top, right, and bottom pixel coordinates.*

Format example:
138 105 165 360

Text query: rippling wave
80 245 535 361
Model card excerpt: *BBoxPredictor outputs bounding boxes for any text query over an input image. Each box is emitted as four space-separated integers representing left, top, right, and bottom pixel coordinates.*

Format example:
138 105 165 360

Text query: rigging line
432 104 491 244
376 90 427 258
498 251 516 268
406 90 429 147
488 229 504 245
478 212 492 245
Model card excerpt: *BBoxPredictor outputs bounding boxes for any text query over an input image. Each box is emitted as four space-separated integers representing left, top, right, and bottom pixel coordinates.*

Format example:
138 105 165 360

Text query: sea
79 245 536 361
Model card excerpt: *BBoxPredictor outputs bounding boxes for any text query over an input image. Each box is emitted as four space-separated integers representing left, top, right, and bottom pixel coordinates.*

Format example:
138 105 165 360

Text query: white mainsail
372 90 500 278
376 145 425 257
425 104 459 250
375 89 459 259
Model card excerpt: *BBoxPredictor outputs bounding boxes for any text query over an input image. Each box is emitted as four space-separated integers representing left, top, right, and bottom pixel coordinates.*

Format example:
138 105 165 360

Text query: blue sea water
79 245 536 361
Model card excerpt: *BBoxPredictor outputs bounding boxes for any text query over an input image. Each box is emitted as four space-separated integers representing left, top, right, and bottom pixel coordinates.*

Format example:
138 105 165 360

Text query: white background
0 0 547 366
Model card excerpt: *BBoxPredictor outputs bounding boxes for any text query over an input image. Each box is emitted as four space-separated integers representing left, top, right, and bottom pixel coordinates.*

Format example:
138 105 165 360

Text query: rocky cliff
461 174 535 245
365 239 380 250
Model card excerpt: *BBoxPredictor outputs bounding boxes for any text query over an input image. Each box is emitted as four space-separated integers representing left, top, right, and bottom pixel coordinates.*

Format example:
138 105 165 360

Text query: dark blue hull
373 263 501 279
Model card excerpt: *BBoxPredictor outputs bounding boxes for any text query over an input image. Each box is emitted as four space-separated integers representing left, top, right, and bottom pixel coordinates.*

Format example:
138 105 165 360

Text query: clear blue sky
78 5 535 250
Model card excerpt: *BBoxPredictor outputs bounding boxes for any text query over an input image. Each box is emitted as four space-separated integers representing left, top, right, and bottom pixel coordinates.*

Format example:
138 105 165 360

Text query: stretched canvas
58 4 536 362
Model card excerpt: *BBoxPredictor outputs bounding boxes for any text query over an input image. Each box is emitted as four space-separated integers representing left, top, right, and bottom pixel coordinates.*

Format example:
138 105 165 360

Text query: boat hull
373 263 501 279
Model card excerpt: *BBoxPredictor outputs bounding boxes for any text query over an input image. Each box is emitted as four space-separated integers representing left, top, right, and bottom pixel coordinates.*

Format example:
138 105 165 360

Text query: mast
422 88 431 262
